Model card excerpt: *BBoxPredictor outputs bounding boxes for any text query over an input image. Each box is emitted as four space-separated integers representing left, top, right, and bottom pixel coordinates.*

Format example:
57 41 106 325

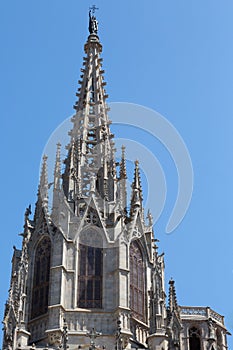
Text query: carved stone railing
28 315 48 342
209 308 224 324
63 311 116 334
180 307 206 316
180 306 224 325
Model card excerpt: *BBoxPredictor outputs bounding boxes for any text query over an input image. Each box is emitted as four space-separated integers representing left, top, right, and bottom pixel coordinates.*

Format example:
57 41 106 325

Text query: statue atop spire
89 6 99 35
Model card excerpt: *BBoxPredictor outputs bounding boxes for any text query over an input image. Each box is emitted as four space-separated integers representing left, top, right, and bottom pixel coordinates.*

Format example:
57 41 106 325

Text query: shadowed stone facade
2 11 229 350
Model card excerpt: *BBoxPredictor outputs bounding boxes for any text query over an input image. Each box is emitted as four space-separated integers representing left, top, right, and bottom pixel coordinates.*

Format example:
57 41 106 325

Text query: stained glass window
78 244 102 308
130 240 145 321
31 236 51 319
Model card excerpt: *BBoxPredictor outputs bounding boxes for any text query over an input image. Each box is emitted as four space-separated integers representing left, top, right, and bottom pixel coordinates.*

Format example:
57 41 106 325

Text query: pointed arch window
78 244 103 308
189 327 201 350
216 329 223 350
31 236 51 319
130 240 145 322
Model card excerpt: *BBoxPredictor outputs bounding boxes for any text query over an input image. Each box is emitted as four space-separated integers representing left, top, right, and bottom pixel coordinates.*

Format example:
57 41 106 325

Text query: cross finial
88 6 99 35
86 328 101 349
89 5 99 15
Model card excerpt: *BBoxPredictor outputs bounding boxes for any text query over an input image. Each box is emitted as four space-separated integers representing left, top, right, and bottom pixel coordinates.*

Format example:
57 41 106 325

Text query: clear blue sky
1 0 233 347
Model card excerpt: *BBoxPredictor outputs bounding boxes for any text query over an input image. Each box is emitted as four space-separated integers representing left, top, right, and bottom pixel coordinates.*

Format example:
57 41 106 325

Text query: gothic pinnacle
39 155 49 210
54 143 61 190
147 209 153 226
130 160 143 216
133 160 142 192
168 278 179 314
70 138 76 173
52 143 62 221
120 145 127 179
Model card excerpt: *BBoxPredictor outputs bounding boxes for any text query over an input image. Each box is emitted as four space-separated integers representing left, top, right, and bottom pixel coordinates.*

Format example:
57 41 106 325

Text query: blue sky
1 0 233 347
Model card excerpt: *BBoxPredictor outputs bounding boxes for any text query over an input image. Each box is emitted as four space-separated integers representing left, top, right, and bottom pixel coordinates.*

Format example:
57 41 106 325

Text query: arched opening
189 327 201 350
31 236 51 319
130 240 145 322
78 243 103 308
216 329 222 350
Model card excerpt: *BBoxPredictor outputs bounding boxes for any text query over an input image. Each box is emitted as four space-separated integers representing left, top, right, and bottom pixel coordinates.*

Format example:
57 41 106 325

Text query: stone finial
132 160 142 194
61 319 69 350
116 319 123 350
86 328 101 349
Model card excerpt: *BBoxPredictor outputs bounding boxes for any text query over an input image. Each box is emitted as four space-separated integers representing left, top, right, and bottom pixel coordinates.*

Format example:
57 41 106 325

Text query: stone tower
2 11 229 350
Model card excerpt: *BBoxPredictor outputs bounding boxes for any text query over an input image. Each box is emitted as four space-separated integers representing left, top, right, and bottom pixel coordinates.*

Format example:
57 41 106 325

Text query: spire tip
89 6 99 35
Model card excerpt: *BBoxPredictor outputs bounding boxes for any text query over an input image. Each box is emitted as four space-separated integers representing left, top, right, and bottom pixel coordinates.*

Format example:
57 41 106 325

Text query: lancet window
78 244 103 308
216 329 223 350
189 327 201 350
130 240 145 321
31 236 51 319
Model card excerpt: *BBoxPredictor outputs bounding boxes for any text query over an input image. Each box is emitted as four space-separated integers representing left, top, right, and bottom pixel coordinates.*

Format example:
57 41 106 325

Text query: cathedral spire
63 11 116 203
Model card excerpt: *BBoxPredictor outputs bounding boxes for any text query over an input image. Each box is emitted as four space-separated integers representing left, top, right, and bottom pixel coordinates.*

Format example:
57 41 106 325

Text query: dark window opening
78 244 103 308
130 240 145 322
31 237 51 319
189 327 201 350
216 329 222 350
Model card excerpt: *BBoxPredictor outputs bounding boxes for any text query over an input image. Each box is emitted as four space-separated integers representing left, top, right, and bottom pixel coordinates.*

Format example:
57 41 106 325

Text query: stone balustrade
180 306 224 325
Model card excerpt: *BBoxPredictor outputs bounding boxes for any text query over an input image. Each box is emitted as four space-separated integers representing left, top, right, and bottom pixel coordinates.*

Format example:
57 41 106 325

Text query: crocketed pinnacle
168 278 179 313
147 209 153 226
39 155 49 208
53 143 61 190
132 160 142 193
34 155 49 221
52 143 62 220
120 145 127 179
130 160 143 215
